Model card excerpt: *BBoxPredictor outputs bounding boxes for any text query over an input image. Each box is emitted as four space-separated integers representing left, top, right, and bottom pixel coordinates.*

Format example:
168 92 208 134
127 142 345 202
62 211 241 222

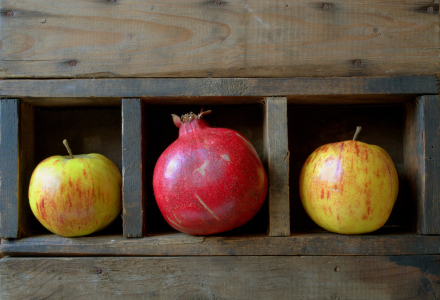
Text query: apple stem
63 139 74 159
353 126 362 141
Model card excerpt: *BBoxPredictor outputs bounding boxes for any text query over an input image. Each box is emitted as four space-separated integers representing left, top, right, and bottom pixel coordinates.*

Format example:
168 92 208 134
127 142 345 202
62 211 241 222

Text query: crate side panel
18 102 37 236
404 95 440 235
0 100 20 238
1 0 438 78
422 95 440 234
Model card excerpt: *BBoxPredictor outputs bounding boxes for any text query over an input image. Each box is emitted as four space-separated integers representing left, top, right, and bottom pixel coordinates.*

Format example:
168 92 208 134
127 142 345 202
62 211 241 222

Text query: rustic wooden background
1 0 438 78
0 0 439 298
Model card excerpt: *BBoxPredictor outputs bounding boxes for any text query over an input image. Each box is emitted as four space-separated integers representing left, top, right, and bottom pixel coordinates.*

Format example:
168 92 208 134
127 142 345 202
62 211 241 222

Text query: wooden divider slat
265 97 290 236
122 98 145 237
404 95 440 235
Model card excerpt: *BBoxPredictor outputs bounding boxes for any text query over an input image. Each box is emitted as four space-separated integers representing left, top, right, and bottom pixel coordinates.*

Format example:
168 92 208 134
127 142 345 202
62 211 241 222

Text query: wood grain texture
0 100 20 238
1 0 438 78
2 231 440 256
422 96 440 234
265 97 289 236
122 98 145 237
404 95 440 235
1 255 439 299
0 77 438 107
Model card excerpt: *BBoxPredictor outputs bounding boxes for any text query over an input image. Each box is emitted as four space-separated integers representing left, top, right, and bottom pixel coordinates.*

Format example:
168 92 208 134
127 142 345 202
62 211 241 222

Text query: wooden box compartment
1 77 439 257
143 104 268 236
35 107 123 235
0 102 123 238
288 104 408 231
286 97 440 238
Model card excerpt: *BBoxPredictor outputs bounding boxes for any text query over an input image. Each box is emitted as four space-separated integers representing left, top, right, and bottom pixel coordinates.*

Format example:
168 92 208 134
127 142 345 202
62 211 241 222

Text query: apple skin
299 140 399 234
29 154 122 237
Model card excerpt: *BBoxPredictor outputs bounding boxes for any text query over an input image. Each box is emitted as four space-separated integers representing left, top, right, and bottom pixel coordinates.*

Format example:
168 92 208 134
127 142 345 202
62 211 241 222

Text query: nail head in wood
69 60 78 67
354 59 362 67
6 11 15 17
322 3 331 10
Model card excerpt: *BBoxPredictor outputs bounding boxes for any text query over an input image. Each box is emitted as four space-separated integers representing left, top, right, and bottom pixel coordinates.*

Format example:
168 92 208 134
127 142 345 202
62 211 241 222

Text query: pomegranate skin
153 114 268 235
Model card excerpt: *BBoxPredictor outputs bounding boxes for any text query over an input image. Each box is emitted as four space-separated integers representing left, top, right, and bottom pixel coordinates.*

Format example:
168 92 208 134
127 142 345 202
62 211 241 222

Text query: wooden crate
0 77 440 298
0 77 438 243
1 0 439 298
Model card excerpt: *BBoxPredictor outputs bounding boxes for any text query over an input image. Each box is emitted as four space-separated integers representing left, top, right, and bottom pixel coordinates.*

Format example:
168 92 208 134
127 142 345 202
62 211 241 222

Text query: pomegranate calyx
198 109 212 119
181 112 198 123
180 110 212 123
172 114 182 128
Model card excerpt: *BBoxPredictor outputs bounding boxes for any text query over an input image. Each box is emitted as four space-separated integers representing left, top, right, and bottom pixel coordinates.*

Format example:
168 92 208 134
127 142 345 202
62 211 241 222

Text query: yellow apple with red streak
29 140 122 237
299 127 399 234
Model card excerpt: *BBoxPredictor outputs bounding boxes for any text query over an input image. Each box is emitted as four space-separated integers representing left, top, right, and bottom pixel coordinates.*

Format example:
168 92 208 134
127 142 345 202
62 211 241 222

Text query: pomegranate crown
172 109 211 128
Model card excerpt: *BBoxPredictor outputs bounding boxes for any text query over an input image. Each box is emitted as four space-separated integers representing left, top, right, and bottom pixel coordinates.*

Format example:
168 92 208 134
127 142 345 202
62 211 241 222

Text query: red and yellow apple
29 140 122 237
299 127 399 234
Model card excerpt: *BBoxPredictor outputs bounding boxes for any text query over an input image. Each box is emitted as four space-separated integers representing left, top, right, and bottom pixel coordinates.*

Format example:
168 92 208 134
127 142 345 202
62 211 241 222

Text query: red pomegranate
153 110 268 235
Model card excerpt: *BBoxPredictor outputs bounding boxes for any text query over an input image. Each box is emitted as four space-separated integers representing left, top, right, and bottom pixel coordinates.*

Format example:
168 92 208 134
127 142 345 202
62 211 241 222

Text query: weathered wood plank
0 77 438 106
422 96 440 234
0 100 20 238
265 97 289 236
1 255 439 299
404 95 440 234
122 99 145 237
0 100 35 238
2 231 440 256
1 0 438 78
18 101 36 237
